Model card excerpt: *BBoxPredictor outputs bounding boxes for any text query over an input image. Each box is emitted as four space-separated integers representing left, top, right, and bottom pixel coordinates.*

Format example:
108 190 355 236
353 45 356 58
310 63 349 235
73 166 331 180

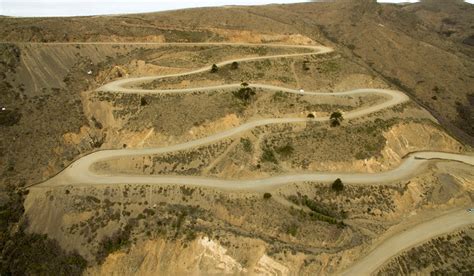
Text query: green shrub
287 194 345 227
275 143 294 157
287 195 300 205
261 147 278 164
143 208 156 216
330 111 343 127
263 193 272 199
0 109 21 126
232 86 256 105
285 223 298 236
1 232 87 276
240 138 252 152
302 61 310 71
230 61 239 70
272 91 288 102
319 60 340 73
0 185 87 275
210 64 218 73
331 178 344 192
96 228 131 263
301 196 334 217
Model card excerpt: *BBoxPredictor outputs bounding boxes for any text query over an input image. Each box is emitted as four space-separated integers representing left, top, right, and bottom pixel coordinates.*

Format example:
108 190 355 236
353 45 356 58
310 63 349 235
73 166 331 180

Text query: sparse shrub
331 178 344 192
275 143 294 157
463 35 474 46
232 84 256 105
180 186 195 196
91 116 103 129
1 232 87 275
210 64 218 73
301 196 335 218
0 109 21 126
289 194 345 226
285 223 298 236
0 185 87 275
96 228 131 263
230 61 239 70
85 196 100 204
319 60 340 73
173 211 187 238
91 135 105 148
140 97 148 106
347 44 356 50
272 91 288 102
185 230 197 242
330 111 343 127
307 113 315 118
302 61 310 71
143 208 156 216
240 138 252 152
442 18 456 25
261 147 278 164
287 195 300 205
455 100 474 136
263 193 272 199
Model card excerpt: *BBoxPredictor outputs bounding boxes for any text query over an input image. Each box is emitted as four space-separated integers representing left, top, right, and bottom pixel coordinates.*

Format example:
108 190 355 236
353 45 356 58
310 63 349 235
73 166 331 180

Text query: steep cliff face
86 237 291 275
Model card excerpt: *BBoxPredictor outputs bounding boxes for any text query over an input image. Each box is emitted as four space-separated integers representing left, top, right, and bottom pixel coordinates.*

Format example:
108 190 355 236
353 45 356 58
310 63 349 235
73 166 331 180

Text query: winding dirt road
31 42 474 274
99 43 333 93
341 209 474 275
34 43 473 190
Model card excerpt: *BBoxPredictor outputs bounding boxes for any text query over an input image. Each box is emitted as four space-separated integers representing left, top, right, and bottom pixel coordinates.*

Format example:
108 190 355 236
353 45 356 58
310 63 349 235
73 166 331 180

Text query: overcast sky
1 0 472 17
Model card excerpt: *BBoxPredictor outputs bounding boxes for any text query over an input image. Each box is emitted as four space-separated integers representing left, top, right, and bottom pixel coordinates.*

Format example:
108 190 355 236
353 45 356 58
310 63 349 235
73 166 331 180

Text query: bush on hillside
331 178 344 192
210 64 218 73
330 111 343 127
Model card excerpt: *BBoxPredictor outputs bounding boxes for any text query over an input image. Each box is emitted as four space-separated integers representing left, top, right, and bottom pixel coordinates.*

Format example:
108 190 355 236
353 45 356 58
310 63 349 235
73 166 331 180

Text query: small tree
331 178 344 192
307 113 315 118
330 111 343 127
233 84 256 105
231 61 239 70
211 64 218 73
263 193 272 199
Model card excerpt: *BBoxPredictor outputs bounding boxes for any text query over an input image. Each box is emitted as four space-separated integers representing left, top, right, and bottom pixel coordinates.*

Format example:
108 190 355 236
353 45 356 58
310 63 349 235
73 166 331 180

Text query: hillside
0 0 473 275
1 0 473 145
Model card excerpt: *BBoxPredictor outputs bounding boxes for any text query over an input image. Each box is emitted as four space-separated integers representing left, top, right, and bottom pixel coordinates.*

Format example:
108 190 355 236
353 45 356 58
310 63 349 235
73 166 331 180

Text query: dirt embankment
86 236 290 275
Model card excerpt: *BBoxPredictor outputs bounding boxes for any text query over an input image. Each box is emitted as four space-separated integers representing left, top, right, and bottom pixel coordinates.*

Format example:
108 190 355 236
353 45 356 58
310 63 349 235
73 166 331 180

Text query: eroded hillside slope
2 0 473 144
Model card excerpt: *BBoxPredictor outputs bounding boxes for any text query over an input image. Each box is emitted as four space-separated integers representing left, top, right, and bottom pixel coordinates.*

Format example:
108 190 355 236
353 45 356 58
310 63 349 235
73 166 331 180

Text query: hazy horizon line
1 0 472 18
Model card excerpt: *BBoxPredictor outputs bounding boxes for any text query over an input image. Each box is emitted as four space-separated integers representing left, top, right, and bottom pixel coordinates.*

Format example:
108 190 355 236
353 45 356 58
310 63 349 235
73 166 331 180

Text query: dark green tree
233 83 256 104
331 178 344 192
330 111 343 127
210 64 218 73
